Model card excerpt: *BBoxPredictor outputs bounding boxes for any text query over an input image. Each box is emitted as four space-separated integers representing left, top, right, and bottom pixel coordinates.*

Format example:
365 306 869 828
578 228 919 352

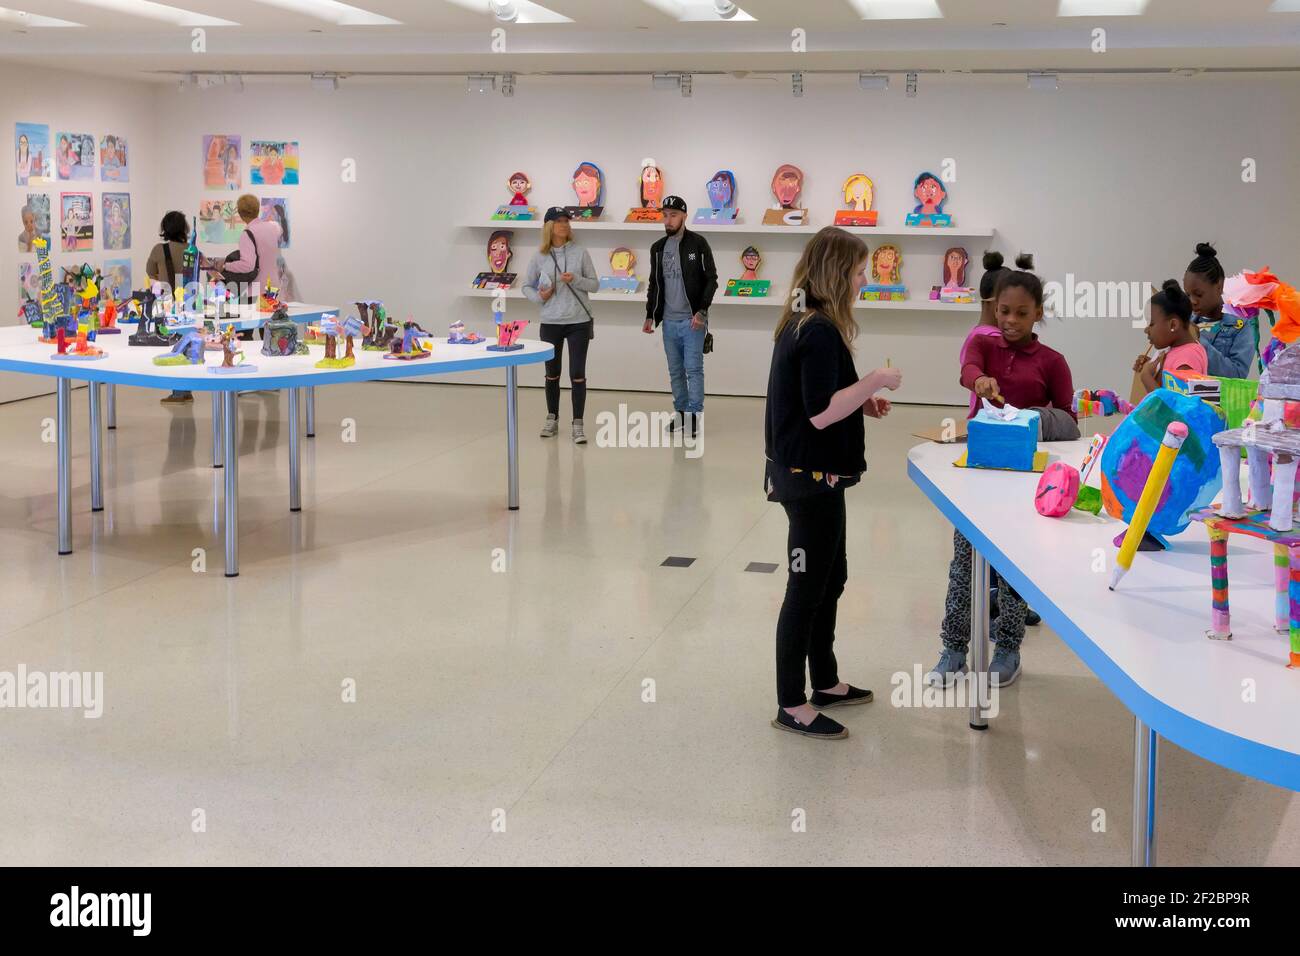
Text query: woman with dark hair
147 210 200 405
1183 242 1259 378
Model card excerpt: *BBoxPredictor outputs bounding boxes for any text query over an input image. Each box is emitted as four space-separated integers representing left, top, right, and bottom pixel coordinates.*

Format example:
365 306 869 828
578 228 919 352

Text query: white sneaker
540 414 558 438
572 419 586 445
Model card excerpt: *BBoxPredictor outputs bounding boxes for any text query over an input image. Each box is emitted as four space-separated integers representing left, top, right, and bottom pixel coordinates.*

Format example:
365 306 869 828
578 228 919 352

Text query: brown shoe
160 392 193 405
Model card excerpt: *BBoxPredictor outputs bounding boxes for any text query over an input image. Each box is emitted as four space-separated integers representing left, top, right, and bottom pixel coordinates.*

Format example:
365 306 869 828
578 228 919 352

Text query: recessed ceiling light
1057 0 1149 15
0 6 83 26
848 0 942 19
443 0 571 23
68 0 238 26
246 0 400 26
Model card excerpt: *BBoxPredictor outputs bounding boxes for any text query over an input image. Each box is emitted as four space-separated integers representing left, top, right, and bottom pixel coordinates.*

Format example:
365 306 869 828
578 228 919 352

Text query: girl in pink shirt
958 251 1013 414
1134 280 1207 394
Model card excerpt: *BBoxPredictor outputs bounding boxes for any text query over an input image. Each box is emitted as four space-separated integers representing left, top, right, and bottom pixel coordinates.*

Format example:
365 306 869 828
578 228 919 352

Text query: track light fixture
905 71 918 97
792 71 804 97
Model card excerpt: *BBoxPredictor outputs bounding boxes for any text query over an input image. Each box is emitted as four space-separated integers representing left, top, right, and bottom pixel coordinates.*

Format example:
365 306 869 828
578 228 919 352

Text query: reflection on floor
0 383 1295 865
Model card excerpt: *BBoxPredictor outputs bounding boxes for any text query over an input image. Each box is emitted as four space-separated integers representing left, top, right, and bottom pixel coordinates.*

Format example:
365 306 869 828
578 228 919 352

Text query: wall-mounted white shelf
462 287 980 313
461 219 995 241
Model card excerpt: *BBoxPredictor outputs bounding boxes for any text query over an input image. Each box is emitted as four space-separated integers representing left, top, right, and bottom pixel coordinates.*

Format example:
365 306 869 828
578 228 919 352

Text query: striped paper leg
1276 544 1290 633
1208 529 1232 640
1291 547 1300 668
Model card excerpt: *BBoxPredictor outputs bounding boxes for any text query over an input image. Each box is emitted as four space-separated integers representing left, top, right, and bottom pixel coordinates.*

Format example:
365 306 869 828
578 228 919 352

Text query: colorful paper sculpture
51 327 106 361
1192 350 1300 663
473 230 517 290
962 404 1041 472
599 247 640 293
834 173 877 227
384 320 434 361
860 243 907 301
153 325 205 366
447 319 485 344
1035 461 1081 517
260 306 307 356
725 246 770 298
1072 388 1134 418
905 171 952 227
694 170 738 224
1099 387 1225 547
1225 267 1300 367
493 171 536 220
315 313 369 368
128 289 169 346
763 164 807 226
358 301 396 351
566 161 605 219
625 159 666 222
487 311 528 352
1109 421 1189 589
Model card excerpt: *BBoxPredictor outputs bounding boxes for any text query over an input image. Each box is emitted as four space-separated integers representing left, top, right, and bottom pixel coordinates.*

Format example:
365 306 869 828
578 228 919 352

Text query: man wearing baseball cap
643 195 718 438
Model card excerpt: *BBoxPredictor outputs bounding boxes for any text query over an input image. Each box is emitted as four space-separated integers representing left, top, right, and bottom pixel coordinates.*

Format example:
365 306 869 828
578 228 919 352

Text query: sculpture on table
725 246 770 298
315 313 369 369
1072 388 1134 419
834 173 877 227
128 289 170 346
1189 340 1300 666
210 324 257 374
447 319 485 344
259 283 281 313
384 319 434 361
905 171 952 227
153 324 205 366
97 297 121 334
32 237 75 343
261 305 308 356
493 171 536 221
599 247 640 293
860 243 907 301
486 310 528 352
763 164 806 226
51 326 106 361
694 170 738 224
564 161 605 219
358 301 397 350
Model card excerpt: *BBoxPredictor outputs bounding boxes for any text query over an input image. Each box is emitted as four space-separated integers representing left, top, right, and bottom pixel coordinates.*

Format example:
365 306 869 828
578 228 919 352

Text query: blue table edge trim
0 344 554 392
907 457 1300 792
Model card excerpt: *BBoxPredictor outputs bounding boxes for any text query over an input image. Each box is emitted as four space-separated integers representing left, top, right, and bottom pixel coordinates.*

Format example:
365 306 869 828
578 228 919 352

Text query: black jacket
646 229 718 327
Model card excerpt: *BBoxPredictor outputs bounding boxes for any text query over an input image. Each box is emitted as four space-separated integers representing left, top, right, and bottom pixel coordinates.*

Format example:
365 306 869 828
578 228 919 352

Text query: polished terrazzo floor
0 382 1296 866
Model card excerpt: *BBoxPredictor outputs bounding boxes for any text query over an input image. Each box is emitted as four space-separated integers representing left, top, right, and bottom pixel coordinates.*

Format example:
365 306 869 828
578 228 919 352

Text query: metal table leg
506 366 519 511
106 383 116 430
1132 718 1158 866
305 385 315 438
88 381 103 512
969 544 990 730
57 378 72 555
223 390 239 577
288 388 301 512
212 392 223 468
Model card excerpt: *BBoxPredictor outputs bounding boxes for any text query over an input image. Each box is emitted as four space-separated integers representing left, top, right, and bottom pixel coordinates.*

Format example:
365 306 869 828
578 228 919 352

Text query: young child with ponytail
1134 280 1207 393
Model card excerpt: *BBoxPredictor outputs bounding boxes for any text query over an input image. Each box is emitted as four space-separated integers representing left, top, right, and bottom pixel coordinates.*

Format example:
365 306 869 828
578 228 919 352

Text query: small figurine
566 161 605 219
725 246 771 298
259 283 281 313
694 169 739 225
314 313 370 369
51 326 107 361
599 247 640 293
763 164 807 226
905 171 952 227
359 300 398 351
210 324 258 374
625 158 666 223
261 305 308 356
492 171 537 220
486 311 528 352
97 299 121 334
153 325 205 366
860 244 907 301
447 319 485 344
384 319 434 361
128 290 171 346
834 173 878 227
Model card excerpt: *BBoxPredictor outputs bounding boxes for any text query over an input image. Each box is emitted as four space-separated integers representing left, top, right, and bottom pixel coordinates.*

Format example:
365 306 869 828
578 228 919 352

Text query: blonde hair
539 218 571 255
236 193 260 222
775 227 866 348
842 173 873 206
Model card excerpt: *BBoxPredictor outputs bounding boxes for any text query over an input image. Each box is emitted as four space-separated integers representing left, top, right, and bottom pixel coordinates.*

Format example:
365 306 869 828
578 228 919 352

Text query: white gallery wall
2 64 158 404
14 68 1300 406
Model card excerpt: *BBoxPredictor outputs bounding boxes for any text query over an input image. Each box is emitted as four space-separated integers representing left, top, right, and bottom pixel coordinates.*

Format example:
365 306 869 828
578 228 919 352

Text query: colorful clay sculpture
1099 387 1224 549
486 312 528 352
358 301 396 350
963 403 1041 472
51 326 106 361
860 243 906 301
153 325 205 366
447 320 484 344
384 320 433 361
128 290 170 346
261 306 308 356
1109 421 1189 589
210 324 257 374
1073 388 1134 419
315 314 369 369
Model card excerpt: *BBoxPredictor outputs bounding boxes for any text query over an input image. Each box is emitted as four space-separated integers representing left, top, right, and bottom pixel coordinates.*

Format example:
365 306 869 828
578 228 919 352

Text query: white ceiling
1 0 1299 79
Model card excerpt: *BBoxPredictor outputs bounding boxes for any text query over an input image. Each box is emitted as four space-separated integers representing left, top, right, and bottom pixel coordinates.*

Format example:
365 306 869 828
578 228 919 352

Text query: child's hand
862 396 892 419
1133 353 1150 373
1139 357 1161 391
974 376 1001 401
874 367 903 391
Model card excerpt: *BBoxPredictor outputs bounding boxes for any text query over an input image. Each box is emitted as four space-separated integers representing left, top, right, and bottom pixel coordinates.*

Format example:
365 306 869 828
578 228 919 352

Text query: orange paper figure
639 160 664 209
764 164 807 226
834 173 877 226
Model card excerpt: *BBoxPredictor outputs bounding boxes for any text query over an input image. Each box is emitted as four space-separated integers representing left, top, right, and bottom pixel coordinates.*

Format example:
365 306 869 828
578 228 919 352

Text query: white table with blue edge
908 438 1300 867
0 312 552 578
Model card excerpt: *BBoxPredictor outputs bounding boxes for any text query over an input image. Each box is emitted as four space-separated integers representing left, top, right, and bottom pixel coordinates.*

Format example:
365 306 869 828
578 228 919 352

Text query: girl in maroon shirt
928 256 1078 691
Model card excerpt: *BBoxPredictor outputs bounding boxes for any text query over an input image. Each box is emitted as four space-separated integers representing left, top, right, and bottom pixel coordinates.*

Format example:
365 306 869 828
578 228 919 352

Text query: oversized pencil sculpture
1109 421 1188 590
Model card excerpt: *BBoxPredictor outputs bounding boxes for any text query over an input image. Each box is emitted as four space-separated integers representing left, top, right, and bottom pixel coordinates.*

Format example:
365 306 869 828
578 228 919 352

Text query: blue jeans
661 318 705 413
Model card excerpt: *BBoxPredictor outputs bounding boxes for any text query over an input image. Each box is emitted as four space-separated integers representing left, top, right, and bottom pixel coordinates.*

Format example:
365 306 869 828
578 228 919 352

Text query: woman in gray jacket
522 207 598 444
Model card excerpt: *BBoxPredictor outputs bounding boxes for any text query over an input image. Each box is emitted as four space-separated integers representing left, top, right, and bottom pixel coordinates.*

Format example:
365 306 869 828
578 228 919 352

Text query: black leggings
539 321 591 419
775 488 847 708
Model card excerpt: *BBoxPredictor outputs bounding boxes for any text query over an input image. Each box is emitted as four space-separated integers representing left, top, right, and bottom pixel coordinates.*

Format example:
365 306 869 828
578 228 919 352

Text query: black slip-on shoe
1025 608 1041 627
771 709 849 739
810 684 874 709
